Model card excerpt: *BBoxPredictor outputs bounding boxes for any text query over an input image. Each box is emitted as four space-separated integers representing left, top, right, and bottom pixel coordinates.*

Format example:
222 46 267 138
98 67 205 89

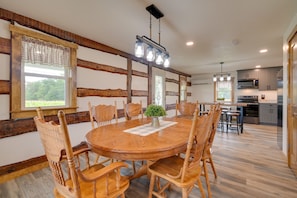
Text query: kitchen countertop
199 102 248 107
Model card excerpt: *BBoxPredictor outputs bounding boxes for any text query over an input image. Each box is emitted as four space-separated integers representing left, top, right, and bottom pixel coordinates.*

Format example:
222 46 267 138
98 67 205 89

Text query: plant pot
151 116 160 128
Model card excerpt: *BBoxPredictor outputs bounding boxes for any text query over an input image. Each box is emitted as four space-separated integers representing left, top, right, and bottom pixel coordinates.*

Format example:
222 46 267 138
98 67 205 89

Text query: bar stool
226 110 241 135
218 107 230 132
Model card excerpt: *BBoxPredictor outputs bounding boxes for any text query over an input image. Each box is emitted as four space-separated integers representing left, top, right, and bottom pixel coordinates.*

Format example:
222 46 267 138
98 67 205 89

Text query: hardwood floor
1 124 297 197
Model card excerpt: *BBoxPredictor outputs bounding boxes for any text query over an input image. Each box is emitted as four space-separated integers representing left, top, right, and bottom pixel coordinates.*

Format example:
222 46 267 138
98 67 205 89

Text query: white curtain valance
21 36 70 67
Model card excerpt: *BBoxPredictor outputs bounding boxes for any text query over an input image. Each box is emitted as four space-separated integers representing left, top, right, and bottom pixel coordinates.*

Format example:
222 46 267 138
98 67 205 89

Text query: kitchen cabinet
259 103 277 125
237 69 259 80
258 67 281 90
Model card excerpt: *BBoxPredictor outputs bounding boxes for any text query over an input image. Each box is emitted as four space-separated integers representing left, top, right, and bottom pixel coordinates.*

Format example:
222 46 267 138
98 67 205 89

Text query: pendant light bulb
155 51 164 65
163 54 170 67
146 46 155 62
134 40 144 58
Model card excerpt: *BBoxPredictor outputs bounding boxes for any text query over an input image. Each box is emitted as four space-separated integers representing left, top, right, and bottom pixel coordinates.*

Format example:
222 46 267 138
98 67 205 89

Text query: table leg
129 160 155 180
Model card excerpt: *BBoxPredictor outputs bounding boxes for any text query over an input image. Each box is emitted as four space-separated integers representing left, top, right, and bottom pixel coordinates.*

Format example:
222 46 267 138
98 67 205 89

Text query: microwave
237 79 259 89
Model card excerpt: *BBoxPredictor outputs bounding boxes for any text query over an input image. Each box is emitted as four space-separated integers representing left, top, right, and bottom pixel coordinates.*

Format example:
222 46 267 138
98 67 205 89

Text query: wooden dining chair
34 110 129 198
122 101 144 172
88 101 118 164
88 101 118 129
148 108 214 198
176 100 198 117
123 100 143 120
201 104 222 197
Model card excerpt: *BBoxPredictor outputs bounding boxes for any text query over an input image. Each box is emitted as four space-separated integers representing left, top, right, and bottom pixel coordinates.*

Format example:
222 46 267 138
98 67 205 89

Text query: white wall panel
77 96 126 112
131 96 147 108
191 84 214 103
132 61 147 73
166 96 178 105
166 71 179 80
132 76 148 90
166 82 178 92
0 54 10 80
77 46 127 69
0 95 9 120
0 19 10 38
77 67 126 89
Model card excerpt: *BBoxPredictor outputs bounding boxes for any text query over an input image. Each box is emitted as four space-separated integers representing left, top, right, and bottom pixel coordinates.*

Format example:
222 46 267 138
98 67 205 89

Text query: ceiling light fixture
259 49 268 53
134 4 170 67
186 41 194 46
213 62 231 82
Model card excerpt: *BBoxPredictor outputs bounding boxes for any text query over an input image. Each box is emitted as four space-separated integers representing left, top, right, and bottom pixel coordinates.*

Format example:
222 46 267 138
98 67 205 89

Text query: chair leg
209 156 217 179
148 173 156 198
197 178 206 198
203 159 212 198
132 161 136 174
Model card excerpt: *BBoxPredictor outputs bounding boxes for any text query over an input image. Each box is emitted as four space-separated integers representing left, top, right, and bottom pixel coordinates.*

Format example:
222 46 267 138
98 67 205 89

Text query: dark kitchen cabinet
259 103 277 125
237 69 259 80
258 67 281 91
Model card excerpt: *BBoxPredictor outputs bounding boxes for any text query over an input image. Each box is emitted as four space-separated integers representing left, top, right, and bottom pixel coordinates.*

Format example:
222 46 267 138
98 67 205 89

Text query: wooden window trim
10 25 78 119
213 78 235 103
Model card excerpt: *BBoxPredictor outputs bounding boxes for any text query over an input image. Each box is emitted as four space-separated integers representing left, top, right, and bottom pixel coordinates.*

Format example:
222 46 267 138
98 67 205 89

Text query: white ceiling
1 0 297 75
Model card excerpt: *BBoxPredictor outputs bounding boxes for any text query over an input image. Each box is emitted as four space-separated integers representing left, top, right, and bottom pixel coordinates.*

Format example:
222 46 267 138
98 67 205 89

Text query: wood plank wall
0 8 190 139
0 7 191 177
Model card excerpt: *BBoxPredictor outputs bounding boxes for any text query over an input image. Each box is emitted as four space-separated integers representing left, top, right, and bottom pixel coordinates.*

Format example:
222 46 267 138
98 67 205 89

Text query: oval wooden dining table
85 117 193 161
85 117 193 179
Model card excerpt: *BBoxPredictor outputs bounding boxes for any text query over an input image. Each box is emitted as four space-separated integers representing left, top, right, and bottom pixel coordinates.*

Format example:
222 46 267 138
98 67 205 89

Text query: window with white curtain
21 36 71 109
214 80 234 102
10 24 77 119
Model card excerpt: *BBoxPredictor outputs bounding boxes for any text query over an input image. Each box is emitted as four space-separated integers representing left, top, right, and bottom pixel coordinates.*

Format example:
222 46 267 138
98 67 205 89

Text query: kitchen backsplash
236 89 277 103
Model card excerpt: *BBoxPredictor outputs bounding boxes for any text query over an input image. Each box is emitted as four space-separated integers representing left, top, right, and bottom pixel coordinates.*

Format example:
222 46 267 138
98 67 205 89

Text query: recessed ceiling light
186 41 194 46
255 65 261 68
259 49 268 53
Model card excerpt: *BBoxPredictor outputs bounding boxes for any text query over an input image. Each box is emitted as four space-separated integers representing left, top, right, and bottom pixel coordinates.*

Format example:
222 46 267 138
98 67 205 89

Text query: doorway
288 30 297 175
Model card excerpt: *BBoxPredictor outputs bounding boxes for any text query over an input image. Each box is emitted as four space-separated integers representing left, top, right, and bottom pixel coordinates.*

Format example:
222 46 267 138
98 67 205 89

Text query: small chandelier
213 62 231 82
134 4 170 67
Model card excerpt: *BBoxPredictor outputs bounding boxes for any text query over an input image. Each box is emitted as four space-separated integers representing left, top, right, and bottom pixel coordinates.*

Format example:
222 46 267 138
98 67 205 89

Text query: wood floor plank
0 123 297 197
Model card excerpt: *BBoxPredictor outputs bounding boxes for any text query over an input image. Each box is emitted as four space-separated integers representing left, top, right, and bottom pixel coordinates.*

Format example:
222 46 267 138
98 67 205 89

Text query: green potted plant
144 104 166 127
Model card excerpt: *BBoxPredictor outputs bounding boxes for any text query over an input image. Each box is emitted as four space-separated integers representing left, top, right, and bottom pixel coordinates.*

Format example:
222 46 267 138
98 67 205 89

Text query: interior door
288 31 297 175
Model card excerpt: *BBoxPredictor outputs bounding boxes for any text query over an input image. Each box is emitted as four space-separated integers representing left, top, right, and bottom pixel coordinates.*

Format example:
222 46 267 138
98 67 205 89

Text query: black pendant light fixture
213 62 231 82
134 4 170 67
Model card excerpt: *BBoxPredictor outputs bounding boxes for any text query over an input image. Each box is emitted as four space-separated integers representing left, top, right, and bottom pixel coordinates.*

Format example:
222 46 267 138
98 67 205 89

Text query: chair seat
55 164 130 198
149 156 202 187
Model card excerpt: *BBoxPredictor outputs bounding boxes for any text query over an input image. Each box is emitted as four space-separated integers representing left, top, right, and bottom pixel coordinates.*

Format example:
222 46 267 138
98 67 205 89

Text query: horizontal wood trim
132 70 148 78
187 81 192 86
166 103 176 111
0 111 89 138
0 8 190 77
187 92 192 96
0 80 10 94
77 88 128 97
77 59 128 75
9 24 78 49
11 107 78 120
0 8 129 57
166 91 179 96
132 90 148 97
0 142 87 179
166 78 179 84
0 37 10 54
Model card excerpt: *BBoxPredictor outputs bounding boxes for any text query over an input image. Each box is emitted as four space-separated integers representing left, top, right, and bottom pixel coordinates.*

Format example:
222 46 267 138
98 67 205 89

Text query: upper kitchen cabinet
258 67 282 91
237 69 259 80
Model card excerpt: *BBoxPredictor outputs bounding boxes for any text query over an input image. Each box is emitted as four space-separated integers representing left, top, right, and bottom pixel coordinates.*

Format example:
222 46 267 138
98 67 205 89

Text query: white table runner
123 120 177 136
